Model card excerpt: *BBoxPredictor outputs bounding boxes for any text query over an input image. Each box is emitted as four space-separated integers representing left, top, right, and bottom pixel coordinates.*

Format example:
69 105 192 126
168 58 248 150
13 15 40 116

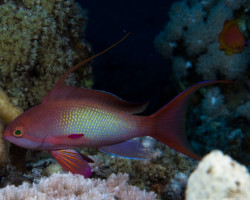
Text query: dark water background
77 0 175 114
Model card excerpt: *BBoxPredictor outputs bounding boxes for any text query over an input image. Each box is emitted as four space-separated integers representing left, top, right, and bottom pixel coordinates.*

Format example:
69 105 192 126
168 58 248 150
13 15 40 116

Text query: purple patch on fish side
68 134 84 139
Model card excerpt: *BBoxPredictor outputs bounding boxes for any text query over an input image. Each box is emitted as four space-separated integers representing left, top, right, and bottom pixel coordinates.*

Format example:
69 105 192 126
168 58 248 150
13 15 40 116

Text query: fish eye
13 127 24 137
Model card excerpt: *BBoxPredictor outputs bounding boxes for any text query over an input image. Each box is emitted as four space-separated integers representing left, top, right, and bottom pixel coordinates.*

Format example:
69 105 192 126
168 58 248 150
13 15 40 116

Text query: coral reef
187 92 248 162
0 137 197 197
2 1 249 199
0 173 157 200
81 139 197 195
154 0 250 164
0 1 197 197
155 0 250 81
0 0 94 188
186 150 250 200
0 0 93 110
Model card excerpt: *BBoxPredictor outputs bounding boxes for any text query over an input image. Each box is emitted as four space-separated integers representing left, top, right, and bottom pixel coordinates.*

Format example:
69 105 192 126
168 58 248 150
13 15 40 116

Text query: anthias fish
218 19 246 55
4 35 233 178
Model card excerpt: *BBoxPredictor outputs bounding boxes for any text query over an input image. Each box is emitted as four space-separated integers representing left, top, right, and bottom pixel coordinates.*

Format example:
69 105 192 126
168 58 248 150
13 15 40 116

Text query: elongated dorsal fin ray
42 33 149 114
43 33 130 103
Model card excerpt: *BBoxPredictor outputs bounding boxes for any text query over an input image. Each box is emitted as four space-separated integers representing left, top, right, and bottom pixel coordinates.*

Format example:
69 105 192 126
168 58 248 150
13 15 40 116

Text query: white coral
196 42 249 80
186 150 250 200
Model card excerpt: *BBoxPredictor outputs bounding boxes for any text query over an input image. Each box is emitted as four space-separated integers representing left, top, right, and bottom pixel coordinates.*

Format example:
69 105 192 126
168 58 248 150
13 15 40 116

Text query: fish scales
46 102 145 146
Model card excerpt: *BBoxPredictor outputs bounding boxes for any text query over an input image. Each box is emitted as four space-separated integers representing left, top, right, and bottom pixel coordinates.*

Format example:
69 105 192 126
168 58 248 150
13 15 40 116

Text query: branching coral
0 0 92 109
0 173 157 200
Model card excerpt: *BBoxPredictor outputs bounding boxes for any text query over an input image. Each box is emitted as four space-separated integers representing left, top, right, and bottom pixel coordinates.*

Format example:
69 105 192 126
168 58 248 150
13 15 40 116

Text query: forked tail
149 80 236 160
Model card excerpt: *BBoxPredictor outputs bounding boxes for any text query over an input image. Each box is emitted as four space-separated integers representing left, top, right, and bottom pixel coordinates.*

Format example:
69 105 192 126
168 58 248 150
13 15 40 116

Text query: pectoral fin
99 140 148 160
50 149 92 178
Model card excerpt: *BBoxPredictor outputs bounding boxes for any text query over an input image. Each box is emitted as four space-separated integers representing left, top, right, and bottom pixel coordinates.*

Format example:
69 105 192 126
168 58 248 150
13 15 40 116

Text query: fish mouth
3 135 42 150
3 135 14 143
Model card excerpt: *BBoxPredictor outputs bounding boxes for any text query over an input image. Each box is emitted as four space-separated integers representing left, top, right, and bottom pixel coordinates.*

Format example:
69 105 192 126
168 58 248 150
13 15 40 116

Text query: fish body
5 100 149 150
3 35 236 177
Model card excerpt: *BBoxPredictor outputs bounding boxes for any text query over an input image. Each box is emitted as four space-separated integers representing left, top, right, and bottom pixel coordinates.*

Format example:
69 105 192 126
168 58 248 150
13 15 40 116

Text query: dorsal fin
43 84 148 114
42 33 148 114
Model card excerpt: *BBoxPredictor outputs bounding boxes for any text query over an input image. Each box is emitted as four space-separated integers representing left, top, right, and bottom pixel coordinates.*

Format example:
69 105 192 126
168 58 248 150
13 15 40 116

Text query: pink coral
0 173 157 200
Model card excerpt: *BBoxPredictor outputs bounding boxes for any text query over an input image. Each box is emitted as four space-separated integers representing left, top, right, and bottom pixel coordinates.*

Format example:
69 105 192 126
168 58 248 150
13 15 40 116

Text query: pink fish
3 35 234 178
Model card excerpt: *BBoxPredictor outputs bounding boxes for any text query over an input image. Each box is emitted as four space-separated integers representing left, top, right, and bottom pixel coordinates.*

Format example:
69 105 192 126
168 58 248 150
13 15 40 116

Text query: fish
218 19 246 55
3 34 234 178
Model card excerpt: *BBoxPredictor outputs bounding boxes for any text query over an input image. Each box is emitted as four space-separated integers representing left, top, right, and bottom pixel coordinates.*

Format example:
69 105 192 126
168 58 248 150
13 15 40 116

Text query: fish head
3 106 48 150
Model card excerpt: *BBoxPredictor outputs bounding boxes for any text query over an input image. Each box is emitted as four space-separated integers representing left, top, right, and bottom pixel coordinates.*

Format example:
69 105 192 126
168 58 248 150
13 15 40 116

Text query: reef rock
186 150 250 200
0 0 92 109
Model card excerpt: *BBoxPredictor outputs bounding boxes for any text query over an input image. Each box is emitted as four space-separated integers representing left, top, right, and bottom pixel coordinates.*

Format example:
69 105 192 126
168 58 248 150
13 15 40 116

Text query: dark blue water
77 0 175 113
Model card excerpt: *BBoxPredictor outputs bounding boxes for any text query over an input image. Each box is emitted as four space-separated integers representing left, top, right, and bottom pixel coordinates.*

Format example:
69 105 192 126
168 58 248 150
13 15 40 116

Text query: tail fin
150 80 236 160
